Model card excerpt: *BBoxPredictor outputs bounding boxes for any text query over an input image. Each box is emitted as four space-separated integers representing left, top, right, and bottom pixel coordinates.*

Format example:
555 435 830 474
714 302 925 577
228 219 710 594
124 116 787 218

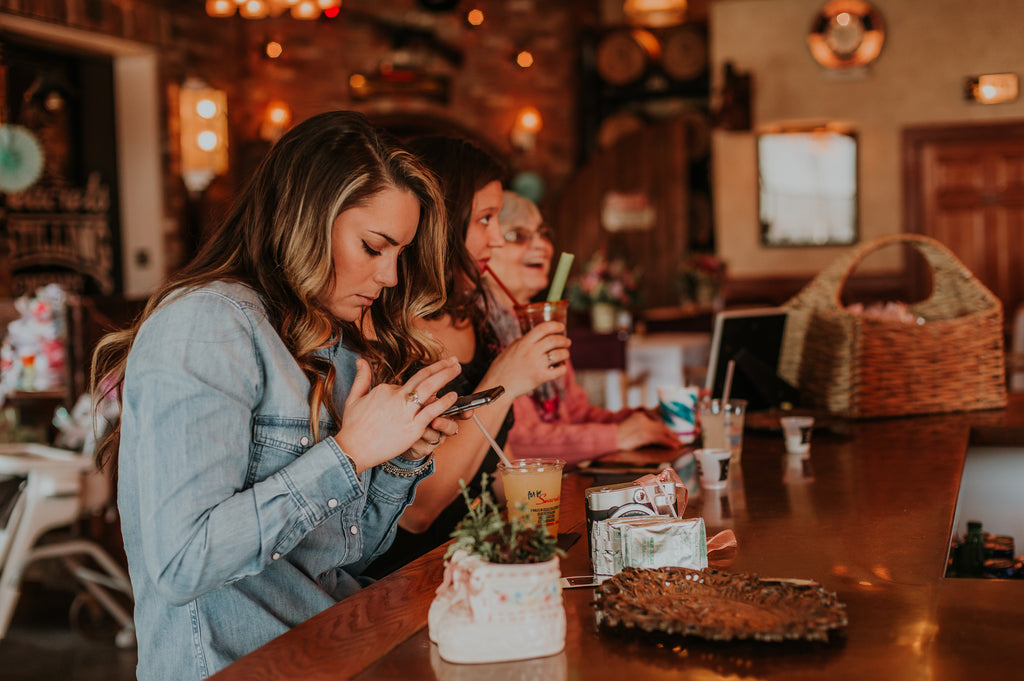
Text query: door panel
905 124 1024 331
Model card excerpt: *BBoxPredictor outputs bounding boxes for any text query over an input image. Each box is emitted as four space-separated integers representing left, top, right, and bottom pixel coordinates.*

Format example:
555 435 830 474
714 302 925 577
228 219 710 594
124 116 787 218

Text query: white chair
0 443 135 648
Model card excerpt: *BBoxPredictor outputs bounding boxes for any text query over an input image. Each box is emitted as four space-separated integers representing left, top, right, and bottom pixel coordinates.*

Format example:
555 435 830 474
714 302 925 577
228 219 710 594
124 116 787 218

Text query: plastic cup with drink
498 458 566 536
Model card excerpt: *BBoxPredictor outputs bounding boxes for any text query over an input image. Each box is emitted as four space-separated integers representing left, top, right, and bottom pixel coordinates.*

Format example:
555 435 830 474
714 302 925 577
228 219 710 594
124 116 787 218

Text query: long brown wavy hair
405 136 506 328
91 110 448 472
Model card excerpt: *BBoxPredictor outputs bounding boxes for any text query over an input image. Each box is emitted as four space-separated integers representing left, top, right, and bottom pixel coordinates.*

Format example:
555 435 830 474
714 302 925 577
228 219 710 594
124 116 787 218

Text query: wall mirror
758 127 858 247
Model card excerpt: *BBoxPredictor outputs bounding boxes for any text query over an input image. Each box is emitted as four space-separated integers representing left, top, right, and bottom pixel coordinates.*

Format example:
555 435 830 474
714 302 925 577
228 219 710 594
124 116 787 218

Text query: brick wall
1 0 585 274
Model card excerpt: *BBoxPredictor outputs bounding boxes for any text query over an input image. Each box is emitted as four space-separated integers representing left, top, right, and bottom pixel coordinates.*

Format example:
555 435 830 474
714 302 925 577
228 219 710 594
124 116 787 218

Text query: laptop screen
704 307 796 412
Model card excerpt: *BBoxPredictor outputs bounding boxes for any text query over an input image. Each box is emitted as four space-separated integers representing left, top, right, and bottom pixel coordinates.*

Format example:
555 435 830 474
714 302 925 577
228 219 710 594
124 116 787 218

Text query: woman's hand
482 321 571 399
615 411 681 451
334 357 462 471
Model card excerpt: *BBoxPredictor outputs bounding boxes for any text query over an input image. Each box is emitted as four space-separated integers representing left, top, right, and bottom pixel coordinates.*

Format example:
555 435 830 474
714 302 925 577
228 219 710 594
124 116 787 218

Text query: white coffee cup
694 447 732 490
780 416 815 456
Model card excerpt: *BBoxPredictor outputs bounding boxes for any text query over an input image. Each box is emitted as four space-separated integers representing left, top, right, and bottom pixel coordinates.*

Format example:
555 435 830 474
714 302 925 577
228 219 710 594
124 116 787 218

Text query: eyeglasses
502 225 553 245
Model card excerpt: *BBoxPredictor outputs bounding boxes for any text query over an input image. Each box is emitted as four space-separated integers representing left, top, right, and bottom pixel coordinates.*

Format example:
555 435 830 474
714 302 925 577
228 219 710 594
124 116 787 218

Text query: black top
363 322 512 578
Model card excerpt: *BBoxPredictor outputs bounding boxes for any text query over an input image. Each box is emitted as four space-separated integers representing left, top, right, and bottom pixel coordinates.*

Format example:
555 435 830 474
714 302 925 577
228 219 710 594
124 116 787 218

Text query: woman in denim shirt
91 111 462 680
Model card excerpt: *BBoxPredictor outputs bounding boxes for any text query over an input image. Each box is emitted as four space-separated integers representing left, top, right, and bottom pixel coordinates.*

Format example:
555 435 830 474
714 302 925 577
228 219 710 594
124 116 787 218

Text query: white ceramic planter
429 550 566 664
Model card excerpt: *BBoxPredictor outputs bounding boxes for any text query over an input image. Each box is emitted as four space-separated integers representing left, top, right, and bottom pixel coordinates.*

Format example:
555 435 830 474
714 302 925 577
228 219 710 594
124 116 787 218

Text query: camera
584 480 677 547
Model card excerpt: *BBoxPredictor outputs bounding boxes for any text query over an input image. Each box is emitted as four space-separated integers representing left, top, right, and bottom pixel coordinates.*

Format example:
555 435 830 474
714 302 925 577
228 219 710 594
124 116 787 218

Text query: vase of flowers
676 252 727 307
428 475 566 664
567 249 642 333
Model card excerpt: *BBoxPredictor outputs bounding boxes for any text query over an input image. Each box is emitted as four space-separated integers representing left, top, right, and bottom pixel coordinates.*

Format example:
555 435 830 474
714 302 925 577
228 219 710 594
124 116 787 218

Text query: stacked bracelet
379 454 434 479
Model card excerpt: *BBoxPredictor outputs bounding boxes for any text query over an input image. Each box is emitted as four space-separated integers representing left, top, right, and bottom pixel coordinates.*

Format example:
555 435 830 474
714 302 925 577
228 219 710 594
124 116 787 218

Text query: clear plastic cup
497 458 566 536
698 398 747 465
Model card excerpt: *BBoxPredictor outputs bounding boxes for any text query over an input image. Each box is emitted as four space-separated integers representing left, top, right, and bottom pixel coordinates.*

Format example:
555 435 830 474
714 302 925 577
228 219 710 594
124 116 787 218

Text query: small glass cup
698 398 747 466
497 458 565 536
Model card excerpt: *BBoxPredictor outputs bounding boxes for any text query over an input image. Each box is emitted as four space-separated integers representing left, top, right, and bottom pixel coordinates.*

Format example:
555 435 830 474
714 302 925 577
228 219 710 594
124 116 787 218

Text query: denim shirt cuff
277 438 364 525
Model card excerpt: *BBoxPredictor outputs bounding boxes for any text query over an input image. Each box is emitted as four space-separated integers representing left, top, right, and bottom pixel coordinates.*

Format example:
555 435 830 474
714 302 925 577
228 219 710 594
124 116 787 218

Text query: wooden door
904 122 1024 330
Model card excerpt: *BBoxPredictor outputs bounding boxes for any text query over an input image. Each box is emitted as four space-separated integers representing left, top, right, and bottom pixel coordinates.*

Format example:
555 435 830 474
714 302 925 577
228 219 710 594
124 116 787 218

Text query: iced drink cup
698 398 747 466
515 300 569 334
497 458 565 536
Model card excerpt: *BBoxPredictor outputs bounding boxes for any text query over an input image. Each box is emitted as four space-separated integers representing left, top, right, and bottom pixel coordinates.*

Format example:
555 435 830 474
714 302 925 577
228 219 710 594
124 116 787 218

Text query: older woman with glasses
484 191 678 465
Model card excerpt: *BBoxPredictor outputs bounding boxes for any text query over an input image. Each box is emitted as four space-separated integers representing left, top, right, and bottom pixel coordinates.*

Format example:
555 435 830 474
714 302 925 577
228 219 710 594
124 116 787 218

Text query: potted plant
567 248 642 333
428 474 566 664
675 252 727 307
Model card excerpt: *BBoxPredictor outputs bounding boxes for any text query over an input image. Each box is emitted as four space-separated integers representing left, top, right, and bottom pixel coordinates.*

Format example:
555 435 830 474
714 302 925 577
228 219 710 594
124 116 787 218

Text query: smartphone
440 385 505 416
559 575 608 589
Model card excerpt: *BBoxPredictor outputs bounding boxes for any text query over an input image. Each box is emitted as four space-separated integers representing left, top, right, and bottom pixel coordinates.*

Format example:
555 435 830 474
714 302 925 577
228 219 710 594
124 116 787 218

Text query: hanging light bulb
206 0 237 17
239 0 270 19
291 1 319 19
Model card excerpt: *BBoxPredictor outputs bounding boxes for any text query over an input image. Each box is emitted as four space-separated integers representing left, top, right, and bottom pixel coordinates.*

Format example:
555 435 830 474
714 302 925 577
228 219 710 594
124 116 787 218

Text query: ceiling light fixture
206 0 341 20
622 0 687 28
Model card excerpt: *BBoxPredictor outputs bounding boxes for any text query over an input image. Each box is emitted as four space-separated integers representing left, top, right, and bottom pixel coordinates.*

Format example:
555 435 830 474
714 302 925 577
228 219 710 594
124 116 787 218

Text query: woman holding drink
485 191 679 463
91 111 463 680
366 137 572 577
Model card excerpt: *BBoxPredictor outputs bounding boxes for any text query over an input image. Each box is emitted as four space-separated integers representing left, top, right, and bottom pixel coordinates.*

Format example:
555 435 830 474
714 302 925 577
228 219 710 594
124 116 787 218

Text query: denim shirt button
271 552 281 560
327 498 338 509
299 436 310 446
349 525 358 535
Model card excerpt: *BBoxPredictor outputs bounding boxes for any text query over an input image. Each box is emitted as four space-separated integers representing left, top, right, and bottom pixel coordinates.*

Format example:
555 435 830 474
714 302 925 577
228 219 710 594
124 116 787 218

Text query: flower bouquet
676 252 727 306
428 475 566 664
567 249 642 333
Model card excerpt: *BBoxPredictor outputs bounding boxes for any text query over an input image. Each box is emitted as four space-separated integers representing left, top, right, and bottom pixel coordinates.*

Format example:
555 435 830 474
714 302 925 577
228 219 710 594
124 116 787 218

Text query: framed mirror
758 127 858 247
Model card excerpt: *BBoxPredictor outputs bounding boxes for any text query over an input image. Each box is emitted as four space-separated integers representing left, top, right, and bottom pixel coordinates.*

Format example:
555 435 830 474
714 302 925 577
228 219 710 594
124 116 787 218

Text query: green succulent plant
446 473 565 564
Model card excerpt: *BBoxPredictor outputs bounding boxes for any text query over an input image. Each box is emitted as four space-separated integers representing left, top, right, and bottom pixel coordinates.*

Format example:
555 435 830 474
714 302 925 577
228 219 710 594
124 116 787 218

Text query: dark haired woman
366 136 571 576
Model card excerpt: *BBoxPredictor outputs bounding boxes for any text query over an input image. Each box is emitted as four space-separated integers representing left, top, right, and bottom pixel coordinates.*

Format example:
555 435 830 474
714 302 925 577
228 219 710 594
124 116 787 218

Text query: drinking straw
472 413 512 467
721 359 736 405
484 264 521 307
720 359 736 444
546 252 575 302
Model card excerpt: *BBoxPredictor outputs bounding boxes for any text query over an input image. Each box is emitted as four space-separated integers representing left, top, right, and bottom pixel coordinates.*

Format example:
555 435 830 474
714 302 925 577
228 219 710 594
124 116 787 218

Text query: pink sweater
507 362 633 466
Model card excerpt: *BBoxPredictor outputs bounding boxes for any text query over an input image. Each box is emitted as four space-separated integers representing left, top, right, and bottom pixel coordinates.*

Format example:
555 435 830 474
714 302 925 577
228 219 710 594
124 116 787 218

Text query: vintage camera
584 480 677 548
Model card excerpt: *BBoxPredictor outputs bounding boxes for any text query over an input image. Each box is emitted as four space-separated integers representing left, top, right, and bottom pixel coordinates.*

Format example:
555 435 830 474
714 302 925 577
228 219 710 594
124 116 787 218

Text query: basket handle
787 233 998 312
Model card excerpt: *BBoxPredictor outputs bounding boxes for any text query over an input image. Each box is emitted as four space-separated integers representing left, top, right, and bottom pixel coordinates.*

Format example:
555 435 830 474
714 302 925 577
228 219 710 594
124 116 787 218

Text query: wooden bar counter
211 398 1024 680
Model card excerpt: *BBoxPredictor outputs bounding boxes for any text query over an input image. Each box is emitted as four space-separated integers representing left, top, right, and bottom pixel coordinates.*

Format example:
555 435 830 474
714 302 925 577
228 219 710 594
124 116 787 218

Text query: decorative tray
593 567 847 643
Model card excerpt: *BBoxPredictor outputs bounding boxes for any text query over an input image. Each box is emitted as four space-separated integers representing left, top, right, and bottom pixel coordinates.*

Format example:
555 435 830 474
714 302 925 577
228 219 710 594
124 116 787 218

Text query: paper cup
657 386 700 444
694 447 732 491
780 416 814 456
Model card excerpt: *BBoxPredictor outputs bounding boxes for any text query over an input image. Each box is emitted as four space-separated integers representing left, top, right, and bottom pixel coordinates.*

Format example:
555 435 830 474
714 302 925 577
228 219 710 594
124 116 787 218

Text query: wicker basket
778 234 1007 419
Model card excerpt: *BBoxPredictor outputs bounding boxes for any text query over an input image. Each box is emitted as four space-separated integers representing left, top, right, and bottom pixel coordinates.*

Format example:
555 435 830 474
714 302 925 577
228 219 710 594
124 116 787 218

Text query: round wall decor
807 0 885 70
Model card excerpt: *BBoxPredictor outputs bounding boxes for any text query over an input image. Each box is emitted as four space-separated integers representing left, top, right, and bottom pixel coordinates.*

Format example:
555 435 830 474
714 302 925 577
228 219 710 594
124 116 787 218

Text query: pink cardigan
507 362 632 466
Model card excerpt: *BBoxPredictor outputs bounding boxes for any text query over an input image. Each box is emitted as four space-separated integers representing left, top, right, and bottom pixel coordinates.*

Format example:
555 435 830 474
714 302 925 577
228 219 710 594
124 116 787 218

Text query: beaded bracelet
379 454 434 479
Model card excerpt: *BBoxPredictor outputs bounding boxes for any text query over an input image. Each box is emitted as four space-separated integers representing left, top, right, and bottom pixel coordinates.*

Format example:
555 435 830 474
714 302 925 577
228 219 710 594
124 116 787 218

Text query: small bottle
959 520 986 578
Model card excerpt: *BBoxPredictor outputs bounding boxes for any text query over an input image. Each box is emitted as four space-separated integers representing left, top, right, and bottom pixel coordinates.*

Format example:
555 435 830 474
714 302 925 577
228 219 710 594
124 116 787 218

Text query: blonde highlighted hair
92 110 448 472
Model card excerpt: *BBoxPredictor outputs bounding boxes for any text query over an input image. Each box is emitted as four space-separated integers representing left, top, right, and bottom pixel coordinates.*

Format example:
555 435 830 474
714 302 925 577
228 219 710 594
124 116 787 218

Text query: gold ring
406 391 422 405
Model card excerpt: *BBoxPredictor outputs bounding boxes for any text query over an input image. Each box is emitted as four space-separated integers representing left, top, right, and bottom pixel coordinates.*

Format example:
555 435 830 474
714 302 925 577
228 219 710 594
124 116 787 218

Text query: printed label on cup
658 386 700 444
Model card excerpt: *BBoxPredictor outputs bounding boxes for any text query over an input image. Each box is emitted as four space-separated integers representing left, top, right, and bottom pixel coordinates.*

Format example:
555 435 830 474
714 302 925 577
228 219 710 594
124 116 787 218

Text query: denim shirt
118 281 432 680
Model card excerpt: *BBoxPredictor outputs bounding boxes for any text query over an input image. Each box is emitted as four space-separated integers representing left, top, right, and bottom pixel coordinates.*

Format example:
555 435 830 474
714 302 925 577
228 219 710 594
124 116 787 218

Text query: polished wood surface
211 399 1024 681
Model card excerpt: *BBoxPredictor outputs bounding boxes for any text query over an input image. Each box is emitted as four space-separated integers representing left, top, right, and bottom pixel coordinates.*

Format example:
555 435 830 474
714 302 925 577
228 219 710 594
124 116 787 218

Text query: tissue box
591 516 707 576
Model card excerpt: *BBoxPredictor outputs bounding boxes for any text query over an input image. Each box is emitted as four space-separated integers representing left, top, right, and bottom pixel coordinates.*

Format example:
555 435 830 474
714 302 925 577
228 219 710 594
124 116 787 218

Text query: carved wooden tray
593 567 848 643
